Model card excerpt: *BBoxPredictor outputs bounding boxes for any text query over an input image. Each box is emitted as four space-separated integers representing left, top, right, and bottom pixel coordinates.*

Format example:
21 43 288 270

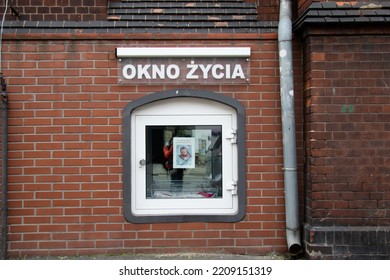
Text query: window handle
226 181 237 195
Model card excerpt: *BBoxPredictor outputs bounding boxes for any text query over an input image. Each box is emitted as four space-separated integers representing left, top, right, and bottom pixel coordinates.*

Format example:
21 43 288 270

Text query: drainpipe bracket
282 167 298 171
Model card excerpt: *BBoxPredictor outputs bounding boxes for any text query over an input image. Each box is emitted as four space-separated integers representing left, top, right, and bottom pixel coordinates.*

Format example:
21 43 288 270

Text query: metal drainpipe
1 74 7 260
0 0 9 260
278 0 302 254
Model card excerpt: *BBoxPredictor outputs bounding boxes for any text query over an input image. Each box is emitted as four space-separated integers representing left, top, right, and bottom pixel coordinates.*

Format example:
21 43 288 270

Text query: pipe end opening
289 243 302 255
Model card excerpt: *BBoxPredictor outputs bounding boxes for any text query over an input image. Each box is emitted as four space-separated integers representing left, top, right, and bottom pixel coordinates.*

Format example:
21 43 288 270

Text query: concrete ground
22 252 291 260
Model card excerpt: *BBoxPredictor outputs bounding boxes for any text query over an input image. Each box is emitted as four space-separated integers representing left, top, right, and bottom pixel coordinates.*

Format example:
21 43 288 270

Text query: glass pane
145 125 222 199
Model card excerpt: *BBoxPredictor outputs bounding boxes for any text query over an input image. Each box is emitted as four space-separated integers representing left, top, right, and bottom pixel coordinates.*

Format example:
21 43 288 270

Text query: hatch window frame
123 89 246 223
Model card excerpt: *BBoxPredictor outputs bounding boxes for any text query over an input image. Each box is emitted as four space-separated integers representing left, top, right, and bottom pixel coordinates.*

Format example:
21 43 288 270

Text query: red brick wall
3 0 107 21
256 0 279 21
2 33 303 257
303 34 390 227
297 0 314 16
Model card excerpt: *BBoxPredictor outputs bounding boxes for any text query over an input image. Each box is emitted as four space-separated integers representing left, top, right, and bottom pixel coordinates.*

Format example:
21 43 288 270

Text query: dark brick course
294 1 390 30
305 225 390 259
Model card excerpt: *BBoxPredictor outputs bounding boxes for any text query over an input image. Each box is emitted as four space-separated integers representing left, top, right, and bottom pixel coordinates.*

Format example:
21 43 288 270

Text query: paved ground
23 252 291 260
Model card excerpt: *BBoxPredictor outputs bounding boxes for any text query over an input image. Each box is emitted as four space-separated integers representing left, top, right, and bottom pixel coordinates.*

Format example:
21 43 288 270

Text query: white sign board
116 47 250 85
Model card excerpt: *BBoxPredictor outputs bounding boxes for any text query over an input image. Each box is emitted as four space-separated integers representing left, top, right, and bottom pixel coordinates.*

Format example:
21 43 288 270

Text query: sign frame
116 47 251 85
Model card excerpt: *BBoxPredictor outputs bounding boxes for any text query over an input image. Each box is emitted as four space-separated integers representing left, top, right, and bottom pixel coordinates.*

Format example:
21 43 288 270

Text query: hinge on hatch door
227 129 237 144
226 180 237 195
